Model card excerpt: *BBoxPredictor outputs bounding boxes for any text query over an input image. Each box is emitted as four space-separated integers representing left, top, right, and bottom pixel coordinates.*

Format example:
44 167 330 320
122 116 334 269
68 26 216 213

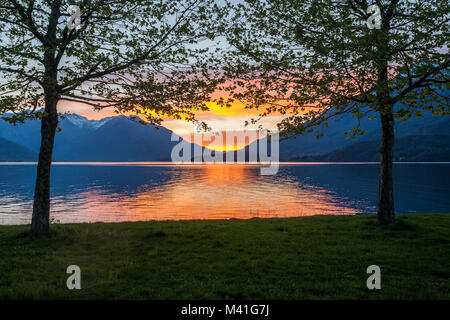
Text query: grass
0 214 449 300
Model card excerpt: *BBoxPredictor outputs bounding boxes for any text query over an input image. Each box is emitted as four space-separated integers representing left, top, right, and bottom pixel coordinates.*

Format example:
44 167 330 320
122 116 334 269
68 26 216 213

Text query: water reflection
0 163 449 225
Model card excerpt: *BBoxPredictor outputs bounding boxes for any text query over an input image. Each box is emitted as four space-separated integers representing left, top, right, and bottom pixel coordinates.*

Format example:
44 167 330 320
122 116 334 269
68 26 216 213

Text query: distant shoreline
1 161 450 165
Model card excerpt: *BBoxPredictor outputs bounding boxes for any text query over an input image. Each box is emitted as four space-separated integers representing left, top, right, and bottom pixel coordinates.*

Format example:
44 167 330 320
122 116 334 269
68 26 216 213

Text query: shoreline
2 212 450 227
2 161 450 165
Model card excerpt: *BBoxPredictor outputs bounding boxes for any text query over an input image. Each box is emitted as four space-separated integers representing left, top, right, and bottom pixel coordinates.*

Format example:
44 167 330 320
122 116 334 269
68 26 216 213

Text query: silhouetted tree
0 0 225 235
224 0 449 225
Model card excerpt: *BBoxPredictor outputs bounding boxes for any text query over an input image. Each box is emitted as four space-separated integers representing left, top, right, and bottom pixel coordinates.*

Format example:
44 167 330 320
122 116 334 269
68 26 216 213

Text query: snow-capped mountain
0 113 187 161
64 114 115 130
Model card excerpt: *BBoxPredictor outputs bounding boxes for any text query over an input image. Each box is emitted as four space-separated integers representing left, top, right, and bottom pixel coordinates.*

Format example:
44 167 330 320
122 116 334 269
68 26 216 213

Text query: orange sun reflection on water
38 164 356 224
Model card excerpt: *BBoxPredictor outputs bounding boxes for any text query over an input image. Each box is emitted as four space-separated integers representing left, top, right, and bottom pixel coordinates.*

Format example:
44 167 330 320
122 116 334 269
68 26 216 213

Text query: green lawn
0 214 449 299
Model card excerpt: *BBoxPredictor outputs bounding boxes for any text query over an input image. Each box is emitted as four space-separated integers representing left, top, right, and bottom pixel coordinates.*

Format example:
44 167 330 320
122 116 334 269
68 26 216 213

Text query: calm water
0 163 449 225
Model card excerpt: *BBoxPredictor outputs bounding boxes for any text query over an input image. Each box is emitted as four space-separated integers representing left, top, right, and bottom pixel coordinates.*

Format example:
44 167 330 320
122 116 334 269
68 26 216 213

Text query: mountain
258 83 450 159
62 113 115 130
294 135 450 162
0 117 42 153
245 108 450 161
0 114 185 161
0 113 107 154
0 137 37 161
57 115 179 161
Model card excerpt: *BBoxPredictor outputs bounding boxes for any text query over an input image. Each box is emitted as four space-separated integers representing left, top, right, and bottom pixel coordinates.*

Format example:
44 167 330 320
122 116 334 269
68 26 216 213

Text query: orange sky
58 99 283 151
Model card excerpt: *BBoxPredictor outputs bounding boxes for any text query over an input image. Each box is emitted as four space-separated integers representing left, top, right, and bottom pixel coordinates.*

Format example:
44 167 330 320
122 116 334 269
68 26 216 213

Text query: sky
58 96 283 151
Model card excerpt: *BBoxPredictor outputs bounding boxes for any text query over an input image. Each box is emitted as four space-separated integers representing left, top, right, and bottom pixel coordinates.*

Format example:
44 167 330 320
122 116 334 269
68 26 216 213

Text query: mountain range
0 137 37 162
0 108 449 162
275 109 450 160
0 114 181 161
294 135 450 162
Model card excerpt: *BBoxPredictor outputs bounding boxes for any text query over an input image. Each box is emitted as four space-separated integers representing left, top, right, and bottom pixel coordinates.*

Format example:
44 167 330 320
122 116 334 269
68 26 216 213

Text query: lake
0 162 449 225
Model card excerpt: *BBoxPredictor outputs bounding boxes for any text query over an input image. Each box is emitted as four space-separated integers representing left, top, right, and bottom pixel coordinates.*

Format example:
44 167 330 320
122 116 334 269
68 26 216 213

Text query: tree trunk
30 97 58 235
29 1 61 235
377 106 395 226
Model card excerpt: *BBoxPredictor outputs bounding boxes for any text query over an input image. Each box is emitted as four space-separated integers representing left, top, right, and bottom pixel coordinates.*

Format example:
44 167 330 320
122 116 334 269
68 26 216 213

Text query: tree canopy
0 0 226 125
223 0 449 138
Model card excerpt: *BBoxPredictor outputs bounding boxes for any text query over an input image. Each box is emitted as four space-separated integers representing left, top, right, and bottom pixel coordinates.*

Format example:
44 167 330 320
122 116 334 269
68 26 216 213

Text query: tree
0 0 224 235
223 0 449 225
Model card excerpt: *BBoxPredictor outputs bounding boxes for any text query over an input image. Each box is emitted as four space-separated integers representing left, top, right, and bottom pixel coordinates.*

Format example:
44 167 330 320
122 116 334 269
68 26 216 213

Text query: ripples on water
0 163 449 225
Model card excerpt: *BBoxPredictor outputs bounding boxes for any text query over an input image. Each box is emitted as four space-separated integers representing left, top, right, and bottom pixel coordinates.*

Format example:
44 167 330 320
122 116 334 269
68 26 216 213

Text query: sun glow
58 98 281 151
